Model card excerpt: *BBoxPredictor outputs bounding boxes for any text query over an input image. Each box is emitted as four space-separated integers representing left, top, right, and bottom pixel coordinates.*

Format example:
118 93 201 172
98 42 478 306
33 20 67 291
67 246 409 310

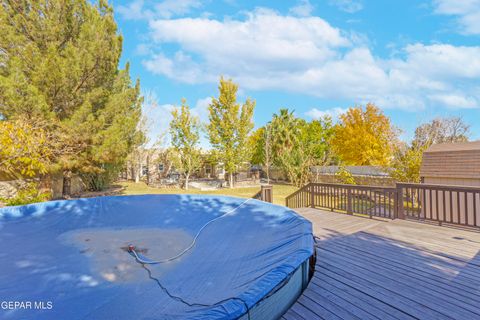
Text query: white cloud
191 97 212 122
148 9 349 66
117 0 203 20
396 44 480 80
305 107 348 121
428 94 478 109
433 0 480 35
154 0 203 19
329 0 363 13
143 51 208 84
289 0 314 17
116 0 152 20
145 9 350 82
142 10 480 111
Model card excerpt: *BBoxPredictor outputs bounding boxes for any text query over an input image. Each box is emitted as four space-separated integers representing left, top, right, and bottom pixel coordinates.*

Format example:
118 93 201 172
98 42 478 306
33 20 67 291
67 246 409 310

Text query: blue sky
112 0 480 144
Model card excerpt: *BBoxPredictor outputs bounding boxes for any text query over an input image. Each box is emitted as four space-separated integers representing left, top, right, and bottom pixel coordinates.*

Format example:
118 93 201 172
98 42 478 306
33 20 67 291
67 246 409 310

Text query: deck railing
286 182 480 228
397 183 480 227
286 183 396 219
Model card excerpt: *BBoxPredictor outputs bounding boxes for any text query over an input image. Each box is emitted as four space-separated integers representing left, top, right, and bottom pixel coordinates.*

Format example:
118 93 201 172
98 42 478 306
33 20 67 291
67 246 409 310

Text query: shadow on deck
282 208 480 320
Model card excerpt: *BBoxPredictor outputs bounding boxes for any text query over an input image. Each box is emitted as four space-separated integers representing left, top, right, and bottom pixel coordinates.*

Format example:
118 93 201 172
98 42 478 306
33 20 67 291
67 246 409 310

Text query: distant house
122 149 175 184
197 160 225 180
420 140 480 187
122 149 258 186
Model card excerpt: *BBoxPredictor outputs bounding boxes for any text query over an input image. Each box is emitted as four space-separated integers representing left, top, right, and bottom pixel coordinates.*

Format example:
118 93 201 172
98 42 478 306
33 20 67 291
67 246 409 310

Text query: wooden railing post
261 185 273 203
310 184 315 208
396 184 405 219
347 187 353 214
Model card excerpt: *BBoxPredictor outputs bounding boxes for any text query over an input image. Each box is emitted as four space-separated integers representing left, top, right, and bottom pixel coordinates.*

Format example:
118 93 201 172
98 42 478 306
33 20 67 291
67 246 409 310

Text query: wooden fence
286 182 480 228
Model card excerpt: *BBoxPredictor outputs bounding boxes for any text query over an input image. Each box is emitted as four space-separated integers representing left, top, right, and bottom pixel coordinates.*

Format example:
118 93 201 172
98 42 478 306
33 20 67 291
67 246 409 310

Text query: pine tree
0 0 143 195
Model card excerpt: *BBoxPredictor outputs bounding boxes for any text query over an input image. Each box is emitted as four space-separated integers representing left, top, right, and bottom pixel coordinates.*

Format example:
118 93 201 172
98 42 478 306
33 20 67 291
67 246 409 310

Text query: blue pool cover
0 195 313 319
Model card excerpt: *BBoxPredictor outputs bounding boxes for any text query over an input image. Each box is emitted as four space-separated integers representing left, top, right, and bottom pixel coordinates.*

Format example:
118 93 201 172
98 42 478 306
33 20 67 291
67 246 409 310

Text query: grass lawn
116 181 297 206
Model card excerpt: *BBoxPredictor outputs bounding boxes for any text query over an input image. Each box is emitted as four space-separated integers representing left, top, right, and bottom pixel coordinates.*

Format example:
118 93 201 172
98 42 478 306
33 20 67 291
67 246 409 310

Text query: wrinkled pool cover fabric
0 195 313 319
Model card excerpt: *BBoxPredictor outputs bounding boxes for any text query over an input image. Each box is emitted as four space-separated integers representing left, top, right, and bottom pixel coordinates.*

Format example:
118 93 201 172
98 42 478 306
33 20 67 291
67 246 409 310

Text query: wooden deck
282 208 480 320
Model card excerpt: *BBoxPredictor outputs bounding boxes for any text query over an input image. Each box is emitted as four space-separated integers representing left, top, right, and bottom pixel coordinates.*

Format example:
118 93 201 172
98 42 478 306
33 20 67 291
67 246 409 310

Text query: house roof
420 141 480 179
424 140 480 153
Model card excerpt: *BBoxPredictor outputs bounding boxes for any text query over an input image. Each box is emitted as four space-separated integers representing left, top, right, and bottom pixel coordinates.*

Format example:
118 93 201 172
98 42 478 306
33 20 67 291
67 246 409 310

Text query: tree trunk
135 161 141 183
229 172 234 188
265 126 271 185
146 154 150 185
62 171 72 199
185 174 189 190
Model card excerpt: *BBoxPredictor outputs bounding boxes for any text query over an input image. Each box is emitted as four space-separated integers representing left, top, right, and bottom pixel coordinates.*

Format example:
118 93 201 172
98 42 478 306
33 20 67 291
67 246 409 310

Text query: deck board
322 241 480 302
283 208 480 320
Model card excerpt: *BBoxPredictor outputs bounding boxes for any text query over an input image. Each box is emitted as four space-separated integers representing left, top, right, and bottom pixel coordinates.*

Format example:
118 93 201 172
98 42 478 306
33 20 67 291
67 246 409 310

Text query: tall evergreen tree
0 0 143 195
207 78 255 188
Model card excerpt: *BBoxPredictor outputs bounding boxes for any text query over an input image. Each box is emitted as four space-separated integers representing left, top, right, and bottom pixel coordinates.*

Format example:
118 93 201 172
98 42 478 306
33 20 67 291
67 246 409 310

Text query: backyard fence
286 182 480 228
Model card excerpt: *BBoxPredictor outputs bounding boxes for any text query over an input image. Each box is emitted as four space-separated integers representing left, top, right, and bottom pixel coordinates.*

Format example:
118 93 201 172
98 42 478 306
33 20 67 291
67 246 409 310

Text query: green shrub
81 164 121 191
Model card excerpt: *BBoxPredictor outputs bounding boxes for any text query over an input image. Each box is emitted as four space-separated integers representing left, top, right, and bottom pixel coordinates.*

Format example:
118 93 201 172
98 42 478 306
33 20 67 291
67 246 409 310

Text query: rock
0 180 22 199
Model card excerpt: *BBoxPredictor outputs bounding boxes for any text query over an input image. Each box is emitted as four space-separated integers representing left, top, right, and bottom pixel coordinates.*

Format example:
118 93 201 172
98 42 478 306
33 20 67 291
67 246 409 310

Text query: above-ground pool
0 195 314 320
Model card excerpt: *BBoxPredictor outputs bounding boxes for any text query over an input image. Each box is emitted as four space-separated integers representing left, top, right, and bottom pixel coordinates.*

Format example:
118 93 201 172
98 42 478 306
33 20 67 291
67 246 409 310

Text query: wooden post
396 184 405 219
310 184 315 208
347 187 352 214
261 185 273 203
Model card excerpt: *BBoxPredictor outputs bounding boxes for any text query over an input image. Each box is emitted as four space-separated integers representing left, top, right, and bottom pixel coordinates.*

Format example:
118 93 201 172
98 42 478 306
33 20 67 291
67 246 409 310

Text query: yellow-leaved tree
0 119 52 179
388 143 425 183
207 78 255 188
169 99 202 190
0 118 53 205
331 104 398 166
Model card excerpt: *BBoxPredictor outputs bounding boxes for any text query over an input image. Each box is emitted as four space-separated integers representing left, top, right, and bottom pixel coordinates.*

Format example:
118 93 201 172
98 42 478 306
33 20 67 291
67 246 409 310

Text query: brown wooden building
420 140 480 187
419 141 480 225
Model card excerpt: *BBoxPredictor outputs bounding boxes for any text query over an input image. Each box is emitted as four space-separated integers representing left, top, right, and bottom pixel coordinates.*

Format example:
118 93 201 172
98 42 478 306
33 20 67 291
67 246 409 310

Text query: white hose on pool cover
129 198 252 264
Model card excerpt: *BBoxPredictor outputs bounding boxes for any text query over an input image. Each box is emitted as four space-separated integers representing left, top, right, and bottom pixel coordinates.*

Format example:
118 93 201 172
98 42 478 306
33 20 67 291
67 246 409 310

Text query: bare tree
413 117 470 148
127 91 162 183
